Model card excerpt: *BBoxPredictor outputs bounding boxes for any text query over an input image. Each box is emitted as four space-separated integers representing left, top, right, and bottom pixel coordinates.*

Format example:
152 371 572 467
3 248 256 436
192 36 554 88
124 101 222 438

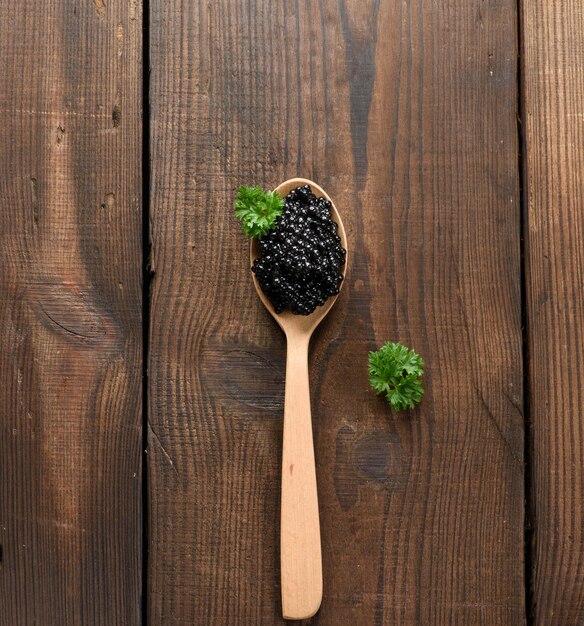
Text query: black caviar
252 185 346 315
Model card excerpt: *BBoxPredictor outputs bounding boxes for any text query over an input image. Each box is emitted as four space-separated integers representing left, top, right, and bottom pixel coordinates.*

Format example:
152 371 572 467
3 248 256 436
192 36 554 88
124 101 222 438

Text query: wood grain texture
522 1 584 623
148 0 524 623
0 1 143 623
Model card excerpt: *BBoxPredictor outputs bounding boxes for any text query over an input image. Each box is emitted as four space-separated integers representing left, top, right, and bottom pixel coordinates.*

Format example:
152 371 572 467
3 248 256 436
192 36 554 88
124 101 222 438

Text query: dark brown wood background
0 0 583 624
0 0 142 624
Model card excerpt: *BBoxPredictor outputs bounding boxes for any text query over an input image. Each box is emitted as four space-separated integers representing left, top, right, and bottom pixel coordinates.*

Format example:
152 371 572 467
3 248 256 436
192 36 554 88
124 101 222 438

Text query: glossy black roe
252 185 346 315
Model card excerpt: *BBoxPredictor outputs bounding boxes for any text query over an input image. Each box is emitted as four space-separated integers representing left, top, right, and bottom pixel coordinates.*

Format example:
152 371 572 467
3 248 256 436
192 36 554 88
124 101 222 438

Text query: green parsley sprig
368 341 424 411
234 186 284 238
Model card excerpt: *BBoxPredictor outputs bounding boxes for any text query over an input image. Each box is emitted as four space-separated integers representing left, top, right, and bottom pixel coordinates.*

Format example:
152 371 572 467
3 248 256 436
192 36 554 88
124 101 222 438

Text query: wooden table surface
1 1 583 624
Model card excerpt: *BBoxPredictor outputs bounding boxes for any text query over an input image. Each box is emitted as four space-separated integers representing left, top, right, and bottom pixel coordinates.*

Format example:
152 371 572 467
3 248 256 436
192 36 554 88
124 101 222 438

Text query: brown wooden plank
522 2 584 623
149 0 524 623
0 1 143 623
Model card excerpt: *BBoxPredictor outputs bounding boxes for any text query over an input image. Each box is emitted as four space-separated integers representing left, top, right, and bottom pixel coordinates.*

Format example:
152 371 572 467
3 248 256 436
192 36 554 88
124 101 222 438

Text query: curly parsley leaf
234 186 284 238
368 341 425 411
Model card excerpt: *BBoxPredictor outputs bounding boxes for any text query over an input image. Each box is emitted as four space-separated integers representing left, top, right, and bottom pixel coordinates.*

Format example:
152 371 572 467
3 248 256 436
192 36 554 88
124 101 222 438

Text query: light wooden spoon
250 177 348 620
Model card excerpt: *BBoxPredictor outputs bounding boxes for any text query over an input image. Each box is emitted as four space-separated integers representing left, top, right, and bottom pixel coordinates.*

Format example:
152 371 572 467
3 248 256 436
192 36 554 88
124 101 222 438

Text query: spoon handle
280 335 322 620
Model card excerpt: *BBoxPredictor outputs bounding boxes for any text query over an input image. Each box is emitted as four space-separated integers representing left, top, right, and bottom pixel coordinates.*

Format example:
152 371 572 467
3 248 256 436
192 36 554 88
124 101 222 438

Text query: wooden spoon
250 178 348 620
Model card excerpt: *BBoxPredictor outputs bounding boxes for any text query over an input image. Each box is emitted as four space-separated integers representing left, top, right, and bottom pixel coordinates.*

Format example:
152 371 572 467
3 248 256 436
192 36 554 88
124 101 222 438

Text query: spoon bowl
250 178 348 620
250 178 348 337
